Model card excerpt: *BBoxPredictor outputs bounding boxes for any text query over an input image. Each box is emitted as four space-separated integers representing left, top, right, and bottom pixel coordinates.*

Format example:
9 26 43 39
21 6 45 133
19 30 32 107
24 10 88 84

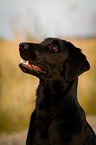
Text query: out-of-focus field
0 37 96 133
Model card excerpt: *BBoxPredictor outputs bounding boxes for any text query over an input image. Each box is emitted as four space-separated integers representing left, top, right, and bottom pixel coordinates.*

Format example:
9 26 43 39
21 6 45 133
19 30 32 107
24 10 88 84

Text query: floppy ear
65 43 90 81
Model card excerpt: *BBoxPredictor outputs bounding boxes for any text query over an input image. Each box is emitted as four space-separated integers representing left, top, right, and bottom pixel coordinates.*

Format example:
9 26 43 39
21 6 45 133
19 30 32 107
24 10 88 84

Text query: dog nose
19 43 29 50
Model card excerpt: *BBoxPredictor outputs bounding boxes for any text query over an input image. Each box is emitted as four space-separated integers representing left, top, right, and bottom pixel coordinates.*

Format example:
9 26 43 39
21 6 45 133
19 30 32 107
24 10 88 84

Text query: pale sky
0 0 96 40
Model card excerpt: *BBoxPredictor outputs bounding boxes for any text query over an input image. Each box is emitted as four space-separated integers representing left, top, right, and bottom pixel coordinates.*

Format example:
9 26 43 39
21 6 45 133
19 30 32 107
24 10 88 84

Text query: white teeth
21 59 29 65
26 61 28 65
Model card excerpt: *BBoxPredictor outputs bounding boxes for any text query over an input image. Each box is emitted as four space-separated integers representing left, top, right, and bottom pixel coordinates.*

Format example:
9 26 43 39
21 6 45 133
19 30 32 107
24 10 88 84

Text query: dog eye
50 45 58 52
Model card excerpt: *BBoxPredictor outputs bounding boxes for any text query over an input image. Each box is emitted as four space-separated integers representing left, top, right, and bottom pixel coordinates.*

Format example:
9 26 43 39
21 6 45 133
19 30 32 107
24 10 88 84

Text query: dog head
19 38 90 81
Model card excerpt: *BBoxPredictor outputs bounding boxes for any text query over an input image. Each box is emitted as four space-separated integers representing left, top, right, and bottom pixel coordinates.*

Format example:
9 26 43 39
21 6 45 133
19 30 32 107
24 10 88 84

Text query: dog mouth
19 59 47 75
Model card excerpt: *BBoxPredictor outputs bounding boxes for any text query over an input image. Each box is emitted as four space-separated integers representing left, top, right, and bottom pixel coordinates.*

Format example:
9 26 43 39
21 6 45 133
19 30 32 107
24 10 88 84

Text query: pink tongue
28 62 42 71
28 64 32 69
34 66 42 70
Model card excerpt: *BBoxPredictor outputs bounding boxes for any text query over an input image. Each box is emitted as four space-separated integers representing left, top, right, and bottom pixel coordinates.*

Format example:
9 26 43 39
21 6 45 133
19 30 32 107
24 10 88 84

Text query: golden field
0 37 96 133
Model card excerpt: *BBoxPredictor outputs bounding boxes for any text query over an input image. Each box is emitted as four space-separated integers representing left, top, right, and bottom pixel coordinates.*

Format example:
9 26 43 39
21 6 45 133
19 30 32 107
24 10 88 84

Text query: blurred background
0 0 96 144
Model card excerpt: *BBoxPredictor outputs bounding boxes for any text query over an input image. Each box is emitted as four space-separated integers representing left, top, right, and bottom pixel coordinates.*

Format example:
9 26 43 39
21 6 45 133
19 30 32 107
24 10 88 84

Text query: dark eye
49 45 58 52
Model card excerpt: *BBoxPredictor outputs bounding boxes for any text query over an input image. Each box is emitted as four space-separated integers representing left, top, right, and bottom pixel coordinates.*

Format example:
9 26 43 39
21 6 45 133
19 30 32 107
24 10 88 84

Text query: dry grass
70 38 96 114
0 38 96 133
0 40 38 133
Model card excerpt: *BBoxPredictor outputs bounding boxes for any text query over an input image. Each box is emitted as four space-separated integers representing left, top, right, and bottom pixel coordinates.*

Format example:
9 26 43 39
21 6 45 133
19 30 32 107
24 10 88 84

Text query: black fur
19 38 96 145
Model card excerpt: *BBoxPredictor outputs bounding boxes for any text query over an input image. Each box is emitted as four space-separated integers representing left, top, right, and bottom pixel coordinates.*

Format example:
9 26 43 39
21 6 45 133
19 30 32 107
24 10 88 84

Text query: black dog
19 38 96 145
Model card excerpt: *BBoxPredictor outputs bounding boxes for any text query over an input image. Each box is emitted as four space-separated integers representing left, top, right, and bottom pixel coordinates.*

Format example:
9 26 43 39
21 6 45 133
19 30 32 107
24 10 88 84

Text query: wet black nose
19 43 29 50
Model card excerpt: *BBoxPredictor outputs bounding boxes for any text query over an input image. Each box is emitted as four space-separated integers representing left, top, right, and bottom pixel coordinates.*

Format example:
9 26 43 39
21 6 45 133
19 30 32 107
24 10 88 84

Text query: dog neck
36 78 79 110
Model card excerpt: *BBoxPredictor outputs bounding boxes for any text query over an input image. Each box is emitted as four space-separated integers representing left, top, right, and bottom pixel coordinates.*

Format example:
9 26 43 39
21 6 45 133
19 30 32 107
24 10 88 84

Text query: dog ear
65 43 90 81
